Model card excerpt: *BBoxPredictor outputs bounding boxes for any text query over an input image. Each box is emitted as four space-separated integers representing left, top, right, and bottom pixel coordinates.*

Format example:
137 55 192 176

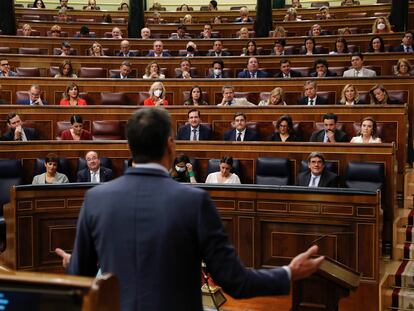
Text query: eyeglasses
1 63 9 66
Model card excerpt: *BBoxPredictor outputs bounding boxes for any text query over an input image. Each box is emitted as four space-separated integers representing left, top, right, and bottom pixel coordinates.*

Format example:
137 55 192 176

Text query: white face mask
377 23 385 30
213 69 221 76
175 166 186 173
153 89 162 97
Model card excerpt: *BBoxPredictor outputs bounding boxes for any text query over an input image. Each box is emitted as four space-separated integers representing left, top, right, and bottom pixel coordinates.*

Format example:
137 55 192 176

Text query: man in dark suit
309 58 337 77
297 152 338 187
118 40 136 57
310 113 349 143
16 84 48 105
76 151 113 183
206 40 232 57
3 112 39 141
56 0 74 9
176 58 196 79
146 40 172 57
176 109 212 141
298 80 329 105
112 61 134 79
270 39 287 56
169 24 192 39
275 59 302 78
224 112 260 141
237 57 268 78
394 31 414 52
199 24 220 39
207 59 230 78
64 107 323 311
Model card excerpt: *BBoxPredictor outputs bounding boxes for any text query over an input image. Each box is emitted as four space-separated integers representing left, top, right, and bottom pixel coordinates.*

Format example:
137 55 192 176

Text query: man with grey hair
218 85 255 106
297 152 338 187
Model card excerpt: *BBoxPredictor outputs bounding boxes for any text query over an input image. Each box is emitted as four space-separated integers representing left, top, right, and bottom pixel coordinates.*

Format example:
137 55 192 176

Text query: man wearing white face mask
207 59 229 78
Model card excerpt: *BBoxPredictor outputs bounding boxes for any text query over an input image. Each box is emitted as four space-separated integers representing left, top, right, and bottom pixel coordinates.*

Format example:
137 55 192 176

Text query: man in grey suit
297 152 338 187
63 107 323 311
343 53 377 77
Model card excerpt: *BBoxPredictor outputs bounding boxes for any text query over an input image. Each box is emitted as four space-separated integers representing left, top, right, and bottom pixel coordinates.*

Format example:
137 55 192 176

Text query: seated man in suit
297 152 338 187
118 40 136 57
199 24 220 39
111 27 123 39
16 84 47 105
310 58 337 77
74 25 96 38
224 112 260 141
235 6 254 23
237 57 268 78
343 53 377 77
298 80 329 105
276 59 302 78
176 108 212 141
270 39 286 56
217 85 255 106
184 41 199 57
310 113 349 143
0 59 17 77
394 31 414 52
113 60 134 79
206 40 232 57
176 58 196 79
140 27 151 39
169 24 192 39
56 0 74 10
59 41 72 56
208 59 230 78
146 40 171 57
3 112 39 141
77 151 113 183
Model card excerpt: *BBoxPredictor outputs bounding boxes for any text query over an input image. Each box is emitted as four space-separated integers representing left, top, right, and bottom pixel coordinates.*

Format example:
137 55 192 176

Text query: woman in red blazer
143 81 169 106
59 82 87 106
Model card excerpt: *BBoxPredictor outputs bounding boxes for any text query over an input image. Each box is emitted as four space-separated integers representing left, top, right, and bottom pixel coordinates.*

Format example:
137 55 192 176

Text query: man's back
68 167 290 311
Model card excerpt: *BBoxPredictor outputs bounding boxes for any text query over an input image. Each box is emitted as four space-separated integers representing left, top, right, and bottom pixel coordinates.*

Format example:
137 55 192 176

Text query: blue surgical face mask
175 165 186 173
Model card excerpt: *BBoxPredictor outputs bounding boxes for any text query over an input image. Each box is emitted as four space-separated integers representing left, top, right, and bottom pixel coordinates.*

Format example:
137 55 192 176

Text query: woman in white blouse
205 156 241 184
350 117 382 143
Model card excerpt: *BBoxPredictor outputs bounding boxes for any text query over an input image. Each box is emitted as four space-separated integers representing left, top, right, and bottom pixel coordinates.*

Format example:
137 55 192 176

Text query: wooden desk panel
2 184 380 311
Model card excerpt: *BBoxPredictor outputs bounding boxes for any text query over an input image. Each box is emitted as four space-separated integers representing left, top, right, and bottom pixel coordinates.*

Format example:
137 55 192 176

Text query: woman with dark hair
183 86 208 106
32 153 69 184
170 154 197 183
302 37 316 55
350 117 382 143
369 84 398 105
268 115 299 142
60 83 87 106
33 0 46 8
240 40 259 56
55 60 78 78
60 115 92 141
205 156 241 184
329 37 349 54
368 36 385 53
119 2 128 10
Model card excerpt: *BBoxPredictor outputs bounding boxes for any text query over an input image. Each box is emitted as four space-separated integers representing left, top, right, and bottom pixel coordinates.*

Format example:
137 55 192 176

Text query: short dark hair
180 57 191 66
220 156 233 167
212 59 224 68
174 154 190 166
177 24 187 31
126 108 172 163
6 112 18 124
307 152 325 164
61 41 71 48
45 152 59 164
313 58 329 70
276 114 293 131
274 39 286 46
280 58 291 65
70 114 83 125
209 0 217 8
351 52 363 60
322 113 337 123
233 112 246 121
187 108 200 118
80 25 90 35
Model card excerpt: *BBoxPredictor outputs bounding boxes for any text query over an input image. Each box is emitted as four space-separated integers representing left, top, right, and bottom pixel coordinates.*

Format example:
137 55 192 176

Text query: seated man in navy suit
76 151 113 183
146 40 171 57
118 40 136 57
309 58 337 77
297 152 338 187
394 31 414 53
176 108 212 141
237 57 268 78
310 113 349 143
234 6 254 23
199 24 220 39
3 112 39 141
206 40 232 57
113 61 134 79
276 59 302 78
16 84 48 105
207 59 230 78
224 112 260 141
176 58 196 79
298 80 329 105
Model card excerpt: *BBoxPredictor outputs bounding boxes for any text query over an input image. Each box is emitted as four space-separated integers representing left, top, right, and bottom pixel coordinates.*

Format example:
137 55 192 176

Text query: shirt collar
132 162 169 174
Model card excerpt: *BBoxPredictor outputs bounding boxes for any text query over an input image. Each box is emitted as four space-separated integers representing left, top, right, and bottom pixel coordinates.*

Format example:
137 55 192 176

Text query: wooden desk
2 183 381 311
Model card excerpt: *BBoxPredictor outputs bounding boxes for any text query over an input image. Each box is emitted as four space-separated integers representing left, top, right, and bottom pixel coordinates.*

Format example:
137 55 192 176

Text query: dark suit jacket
237 70 268 78
275 70 302 78
176 124 212 141
199 33 220 39
309 70 337 77
234 17 254 23
15 99 48 105
297 170 338 187
56 5 74 9
298 96 329 106
206 50 232 57
268 132 300 142
112 73 135 79
146 51 171 57
3 127 39 141
76 167 113 183
309 129 349 142
394 44 414 52
207 71 231 78
117 51 137 57
224 128 260 141
68 167 290 311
